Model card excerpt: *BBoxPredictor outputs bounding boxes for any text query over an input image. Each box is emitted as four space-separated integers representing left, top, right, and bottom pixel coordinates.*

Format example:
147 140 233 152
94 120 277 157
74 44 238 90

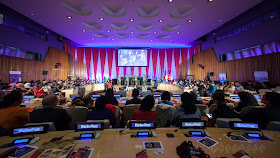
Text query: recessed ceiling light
132 39 134 41
108 30 110 32
112 39 114 40
170 40 172 41
177 32 180 34
151 39 153 41
31 13 34 16
100 18 104 21
130 18 134 22
188 20 192 23
159 19 163 23
128 0 134 1
154 31 157 34
219 19 222 22
270 15 274 18
209 0 213 2
82 29 86 32
168 0 173 3
131 31 134 33
92 38 94 40
67 16 72 19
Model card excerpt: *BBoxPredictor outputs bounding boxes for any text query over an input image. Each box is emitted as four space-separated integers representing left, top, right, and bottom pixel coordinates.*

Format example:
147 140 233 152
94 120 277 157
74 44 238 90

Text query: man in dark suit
126 89 141 105
30 94 72 131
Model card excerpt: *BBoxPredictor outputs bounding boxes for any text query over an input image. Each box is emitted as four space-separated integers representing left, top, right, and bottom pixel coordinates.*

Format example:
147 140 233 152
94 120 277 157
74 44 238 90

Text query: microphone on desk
119 128 128 134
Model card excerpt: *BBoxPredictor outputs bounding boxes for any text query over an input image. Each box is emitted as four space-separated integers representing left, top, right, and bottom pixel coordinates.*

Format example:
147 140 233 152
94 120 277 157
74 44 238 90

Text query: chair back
266 121 280 131
65 107 89 129
115 106 122 128
215 118 241 128
25 122 56 131
86 119 111 129
209 103 234 114
140 90 152 97
239 106 264 118
195 104 209 116
123 104 141 125
156 103 175 127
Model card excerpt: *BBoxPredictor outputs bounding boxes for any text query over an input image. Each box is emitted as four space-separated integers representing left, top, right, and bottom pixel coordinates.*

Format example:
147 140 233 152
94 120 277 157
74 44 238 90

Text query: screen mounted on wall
118 49 148 67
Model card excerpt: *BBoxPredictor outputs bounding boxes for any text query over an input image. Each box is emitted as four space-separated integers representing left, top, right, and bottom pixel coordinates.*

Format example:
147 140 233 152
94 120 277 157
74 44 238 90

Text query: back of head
95 96 106 110
180 92 197 114
82 96 93 108
71 97 84 106
140 95 155 111
132 89 139 98
42 94 58 108
238 91 258 105
212 90 225 105
105 88 114 98
189 91 198 100
263 92 280 107
0 91 23 109
161 91 171 101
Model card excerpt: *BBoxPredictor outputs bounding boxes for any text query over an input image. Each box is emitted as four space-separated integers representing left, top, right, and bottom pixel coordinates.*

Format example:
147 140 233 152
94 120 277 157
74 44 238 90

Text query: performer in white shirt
125 75 129 86
117 75 121 85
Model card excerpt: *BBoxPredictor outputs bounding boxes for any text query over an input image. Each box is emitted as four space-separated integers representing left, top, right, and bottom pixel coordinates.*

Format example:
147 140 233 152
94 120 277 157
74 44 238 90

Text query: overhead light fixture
31 13 34 16
131 31 134 33
159 19 163 23
168 0 173 3
154 31 157 34
132 39 134 41
67 16 72 19
112 39 114 40
108 30 110 32
151 39 153 41
130 18 134 22
82 29 86 32
219 19 222 22
177 32 180 34
170 40 172 41
92 38 94 40
209 0 213 2
188 20 192 23
100 17 104 21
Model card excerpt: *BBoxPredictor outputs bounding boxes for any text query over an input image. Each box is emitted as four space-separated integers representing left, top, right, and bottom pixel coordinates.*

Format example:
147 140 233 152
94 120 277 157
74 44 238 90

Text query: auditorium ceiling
0 0 263 48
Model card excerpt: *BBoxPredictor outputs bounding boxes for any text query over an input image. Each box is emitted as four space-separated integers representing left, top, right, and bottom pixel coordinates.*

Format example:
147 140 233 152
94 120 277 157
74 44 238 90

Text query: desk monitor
229 121 259 130
70 95 79 98
23 95 36 99
172 94 181 99
253 94 261 100
229 94 239 98
75 122 104 131
11 124 49 137
92 94 101 98
180 120 206 129
1 89 7 91
114 94 122 98
153 94 161 98
129 121 156 129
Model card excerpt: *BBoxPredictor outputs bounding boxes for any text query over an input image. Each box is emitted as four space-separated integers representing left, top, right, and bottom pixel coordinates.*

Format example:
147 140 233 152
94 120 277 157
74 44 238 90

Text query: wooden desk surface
0 128 279 158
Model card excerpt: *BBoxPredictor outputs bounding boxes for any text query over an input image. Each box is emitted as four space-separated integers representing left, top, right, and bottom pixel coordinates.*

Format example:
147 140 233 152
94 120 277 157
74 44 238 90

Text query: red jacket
132 110 157 121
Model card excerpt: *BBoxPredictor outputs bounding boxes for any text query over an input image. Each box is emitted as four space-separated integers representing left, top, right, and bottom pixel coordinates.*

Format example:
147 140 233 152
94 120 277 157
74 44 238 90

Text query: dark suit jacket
125 97 141 105
212 104 238 120
30 107 72 131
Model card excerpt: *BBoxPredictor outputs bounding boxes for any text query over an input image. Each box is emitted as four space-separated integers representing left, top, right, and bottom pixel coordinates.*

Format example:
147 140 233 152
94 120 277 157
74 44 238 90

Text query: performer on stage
117 75 121 85
135 75 139 86
125 75 129 86
143 75 147 85
157 77 162 83
151 78 155 87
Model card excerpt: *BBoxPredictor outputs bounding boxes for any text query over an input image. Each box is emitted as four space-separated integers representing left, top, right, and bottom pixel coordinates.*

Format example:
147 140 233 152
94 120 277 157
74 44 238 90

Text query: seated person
235 82 244 91
234 92 259 113
70 97 85 107
240 92 280 129
171 92 201 126
82 95 94 109
158 91 173 106
86 96 116 126
126 89 141 105
0 90 30 132
211 90 238 119
30 94 72 131
133 95 156 121
105 89 118 106
189 91 204 104
33 81 46 98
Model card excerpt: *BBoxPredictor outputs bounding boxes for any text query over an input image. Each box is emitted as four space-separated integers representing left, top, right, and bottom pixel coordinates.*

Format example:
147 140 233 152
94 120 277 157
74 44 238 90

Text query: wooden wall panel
0 47 86 82
177 48 280 85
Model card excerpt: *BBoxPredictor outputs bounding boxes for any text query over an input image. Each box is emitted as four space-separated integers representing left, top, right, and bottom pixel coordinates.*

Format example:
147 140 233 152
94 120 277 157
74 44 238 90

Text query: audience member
71 97 85 107
133 95 156 121
235 82 244 91
104 89 118 106
126 89 141 105
234 92 259 112
82 95 94 109
33 81 46 98
171 92 201 126
0 91 29 131
86 96 116 126
189 91 204 104
211 90 238 119
241 92 280 129
30 94 72 131
158 91 173 106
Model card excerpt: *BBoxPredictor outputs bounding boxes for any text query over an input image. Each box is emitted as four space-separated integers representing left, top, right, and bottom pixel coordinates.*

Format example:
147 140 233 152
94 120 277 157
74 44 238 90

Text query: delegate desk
157 83 184 94
62 83 105 99
0 128 279 157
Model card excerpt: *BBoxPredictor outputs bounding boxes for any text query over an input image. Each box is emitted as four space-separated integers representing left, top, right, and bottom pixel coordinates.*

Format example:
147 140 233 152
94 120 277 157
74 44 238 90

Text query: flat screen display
92 94 101 98
254 71 269 83
80 134 93 138
75 122 104 131
23 95 36 99
172 94 181 98
70 95 79 98
12 125 47 136
247 133 261 138
129 121 156 129
181 122 205 129
118 49 148 67
233 123 259 129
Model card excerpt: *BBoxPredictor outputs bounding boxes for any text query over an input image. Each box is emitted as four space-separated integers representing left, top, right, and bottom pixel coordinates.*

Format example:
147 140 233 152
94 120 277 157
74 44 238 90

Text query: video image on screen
118 49 148 67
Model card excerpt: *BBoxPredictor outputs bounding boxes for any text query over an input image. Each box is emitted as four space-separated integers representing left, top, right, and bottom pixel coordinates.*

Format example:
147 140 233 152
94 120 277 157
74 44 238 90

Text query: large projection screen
118 49 148 67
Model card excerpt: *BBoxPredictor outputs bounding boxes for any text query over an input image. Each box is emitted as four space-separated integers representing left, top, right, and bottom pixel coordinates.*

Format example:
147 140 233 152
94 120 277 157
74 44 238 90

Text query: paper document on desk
0 145 38 158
